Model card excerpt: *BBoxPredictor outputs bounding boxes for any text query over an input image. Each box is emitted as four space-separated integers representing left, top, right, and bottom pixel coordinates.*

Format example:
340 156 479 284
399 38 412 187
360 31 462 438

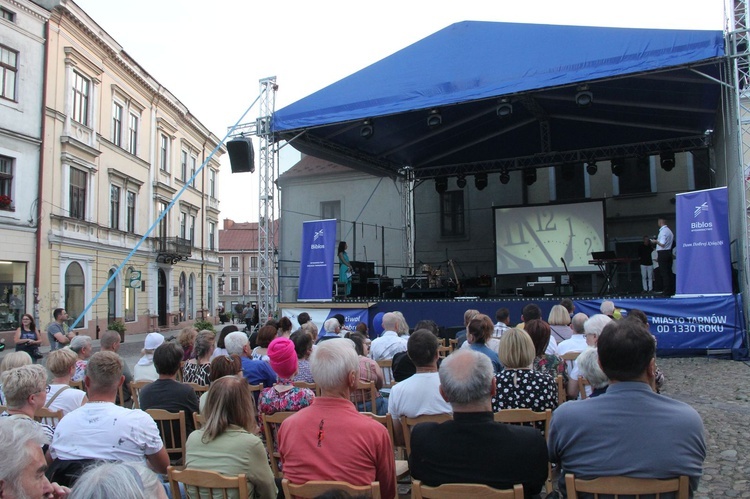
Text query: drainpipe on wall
34 19 51 329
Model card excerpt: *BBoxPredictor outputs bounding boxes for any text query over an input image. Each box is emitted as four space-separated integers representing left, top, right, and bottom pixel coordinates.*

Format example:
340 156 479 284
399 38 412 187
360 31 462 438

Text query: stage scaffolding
729 0 750 331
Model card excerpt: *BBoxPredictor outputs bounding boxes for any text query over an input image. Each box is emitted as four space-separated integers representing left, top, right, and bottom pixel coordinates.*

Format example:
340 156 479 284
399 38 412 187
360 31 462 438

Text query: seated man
369 312 407 361
389 329 452 444
278 339 396 499
139 341 200 437
409 349 548 495
50 351 168 486
224 331 277 389
549 319 706 492
0 418 69 498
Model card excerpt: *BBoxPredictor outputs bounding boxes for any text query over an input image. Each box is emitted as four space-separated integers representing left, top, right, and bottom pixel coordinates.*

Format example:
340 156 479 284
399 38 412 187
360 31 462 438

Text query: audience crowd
0 297 706 499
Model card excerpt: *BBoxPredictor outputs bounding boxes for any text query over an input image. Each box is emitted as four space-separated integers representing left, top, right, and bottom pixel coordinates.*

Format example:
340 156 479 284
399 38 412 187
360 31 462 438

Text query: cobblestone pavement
658 357 750 498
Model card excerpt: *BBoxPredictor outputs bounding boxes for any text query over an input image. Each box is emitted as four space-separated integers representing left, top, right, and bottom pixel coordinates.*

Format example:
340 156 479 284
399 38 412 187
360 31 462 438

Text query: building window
125 267 136 322
207 275 213 316
208 222 215 250
112 102 123 146
128 113 139 155
190 156 197 187
110 185 120 229
0 155 13 198
231 256 239 269
440 190 465 237
230 277 239 292
0 45 18 101
250 256 257 268
0 7 16 22
64 262 85 329
126 191 136 233
189 215 195 246
0 262 26 330
188 274 195 320
69 168 87 220
250 278 257 292
180 150 187 180
218 256 224 269
159 134 169 172
71 71 90 126
158 201 168 239
209 169 216 198
179 212 187 239
179 272 186 321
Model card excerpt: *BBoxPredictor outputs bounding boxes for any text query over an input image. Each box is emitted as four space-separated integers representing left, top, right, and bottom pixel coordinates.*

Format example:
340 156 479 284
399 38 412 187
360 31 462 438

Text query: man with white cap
133 332 165 381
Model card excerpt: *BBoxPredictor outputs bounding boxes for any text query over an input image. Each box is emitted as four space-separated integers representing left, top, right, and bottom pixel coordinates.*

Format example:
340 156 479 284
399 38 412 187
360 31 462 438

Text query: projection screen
494 201 605 275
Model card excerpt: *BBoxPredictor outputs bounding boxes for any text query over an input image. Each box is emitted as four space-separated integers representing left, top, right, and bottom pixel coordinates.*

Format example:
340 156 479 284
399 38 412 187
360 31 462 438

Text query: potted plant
0 195 11 210
108 320 127 343
193 320 215 333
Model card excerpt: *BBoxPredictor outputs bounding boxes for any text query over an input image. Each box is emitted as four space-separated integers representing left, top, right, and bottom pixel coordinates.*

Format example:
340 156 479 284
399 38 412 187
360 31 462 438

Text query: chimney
223 219 234 230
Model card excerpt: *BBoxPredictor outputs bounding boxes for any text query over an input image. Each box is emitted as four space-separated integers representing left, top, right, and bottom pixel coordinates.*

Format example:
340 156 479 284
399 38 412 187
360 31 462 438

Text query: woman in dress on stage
338 241 354 296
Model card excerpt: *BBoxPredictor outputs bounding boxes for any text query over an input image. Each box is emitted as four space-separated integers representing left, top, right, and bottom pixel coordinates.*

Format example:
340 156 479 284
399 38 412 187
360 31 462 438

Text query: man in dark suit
409 349 548 496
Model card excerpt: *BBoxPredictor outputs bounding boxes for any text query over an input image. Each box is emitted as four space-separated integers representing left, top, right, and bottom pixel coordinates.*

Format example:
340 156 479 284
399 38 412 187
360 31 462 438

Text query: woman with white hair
575 347 609 398
69 335 93 382
70 461 167 499
567 314 612 398
0 364 54 442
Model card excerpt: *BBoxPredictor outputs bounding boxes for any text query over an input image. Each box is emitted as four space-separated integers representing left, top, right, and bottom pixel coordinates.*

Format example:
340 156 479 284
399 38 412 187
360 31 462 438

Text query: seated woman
0 364 54 442
69 335 93 382
258 338 315 416
183 330 215 386
0 351 32 405
525 319 568 391
347 332 387 415
290 330 314 383
492 328 558 418
548 304 574 345
575 347 609 398
211 325 238 360
466 315 503 373
277 317 293 339
46 348 87 415
178 327 198 362
185 376 278 499
199 354 243 412
251 326 277 362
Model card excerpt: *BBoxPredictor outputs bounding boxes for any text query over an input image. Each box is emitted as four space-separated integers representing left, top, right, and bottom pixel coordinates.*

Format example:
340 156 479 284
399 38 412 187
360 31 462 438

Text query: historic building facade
0 0 49 334
34 0 224 336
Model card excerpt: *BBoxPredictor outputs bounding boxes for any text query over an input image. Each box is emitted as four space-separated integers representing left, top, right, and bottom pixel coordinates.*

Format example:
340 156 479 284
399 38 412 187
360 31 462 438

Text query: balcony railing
155 237 192 264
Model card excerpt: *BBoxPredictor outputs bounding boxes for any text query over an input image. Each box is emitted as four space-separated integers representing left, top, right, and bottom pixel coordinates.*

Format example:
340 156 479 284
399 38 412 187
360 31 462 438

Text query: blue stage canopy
272 21 725 179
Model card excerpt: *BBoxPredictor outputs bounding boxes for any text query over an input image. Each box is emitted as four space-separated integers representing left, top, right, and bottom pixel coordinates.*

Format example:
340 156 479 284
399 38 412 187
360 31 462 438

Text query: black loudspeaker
227 137 255 173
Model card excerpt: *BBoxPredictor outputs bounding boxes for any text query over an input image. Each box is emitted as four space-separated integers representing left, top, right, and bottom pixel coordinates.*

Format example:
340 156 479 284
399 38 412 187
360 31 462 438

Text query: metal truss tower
257 77 278 322
729 0 750 324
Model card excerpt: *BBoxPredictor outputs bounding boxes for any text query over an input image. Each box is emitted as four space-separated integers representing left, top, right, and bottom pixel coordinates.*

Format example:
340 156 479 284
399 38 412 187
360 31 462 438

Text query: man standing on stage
651 219 674 296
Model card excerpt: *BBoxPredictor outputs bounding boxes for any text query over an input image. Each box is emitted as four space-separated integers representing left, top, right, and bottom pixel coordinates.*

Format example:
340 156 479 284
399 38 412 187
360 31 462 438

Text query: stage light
523 169 537 186
456 174 467 189
427 109 442 128
660 151 675 171
611 158 624 177
499 169 510 184
575 85 593 107
435 177 448 194
586 161 597 175
496 98 512 117
474 172 488 190
360 119 374 139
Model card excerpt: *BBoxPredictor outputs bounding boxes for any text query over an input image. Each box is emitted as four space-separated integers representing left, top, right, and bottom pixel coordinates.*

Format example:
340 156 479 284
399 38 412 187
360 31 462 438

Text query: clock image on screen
494 201 605 274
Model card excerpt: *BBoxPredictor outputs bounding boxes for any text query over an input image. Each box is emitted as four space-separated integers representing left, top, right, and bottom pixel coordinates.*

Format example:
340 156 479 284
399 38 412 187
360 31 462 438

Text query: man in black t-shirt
638 236 655 292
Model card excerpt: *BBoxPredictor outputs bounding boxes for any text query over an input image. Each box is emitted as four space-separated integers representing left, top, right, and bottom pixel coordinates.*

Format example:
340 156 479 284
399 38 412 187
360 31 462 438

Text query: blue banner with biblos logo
298 219 337 301
675 187 732 295
574 295 746 356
